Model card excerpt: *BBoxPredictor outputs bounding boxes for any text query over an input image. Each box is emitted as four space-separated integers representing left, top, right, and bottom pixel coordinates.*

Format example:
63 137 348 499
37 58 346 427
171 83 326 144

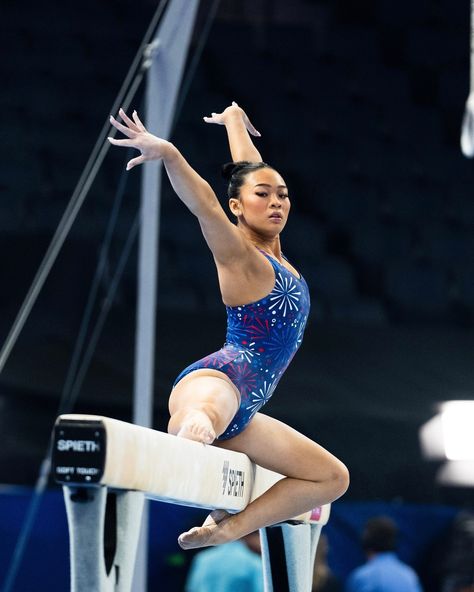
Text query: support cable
57 148 133 416
0 0 169 375
0 0 171 586
461 0 474 157
1 1 224 588
1 212 139 592
173 0 221 125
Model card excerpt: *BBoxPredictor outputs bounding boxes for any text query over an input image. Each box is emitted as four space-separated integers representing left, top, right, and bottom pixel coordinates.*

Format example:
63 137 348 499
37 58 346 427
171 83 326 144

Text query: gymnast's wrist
222 104 243 124
161 141 180 163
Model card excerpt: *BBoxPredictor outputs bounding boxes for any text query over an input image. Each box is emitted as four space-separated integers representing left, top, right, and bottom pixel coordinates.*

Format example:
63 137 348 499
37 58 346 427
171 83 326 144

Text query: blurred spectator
440 512 474 592
185 531 263 592
312 533 342 592
345 516 423 592
447 584 474 592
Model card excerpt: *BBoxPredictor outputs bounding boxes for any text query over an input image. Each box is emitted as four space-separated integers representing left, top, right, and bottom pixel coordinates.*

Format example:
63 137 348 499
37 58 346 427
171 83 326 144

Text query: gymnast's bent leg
178 412 349 549
168 369 240 444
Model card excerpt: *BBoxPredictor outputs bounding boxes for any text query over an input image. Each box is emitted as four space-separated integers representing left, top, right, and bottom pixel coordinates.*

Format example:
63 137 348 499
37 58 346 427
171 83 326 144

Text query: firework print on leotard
173 251 311 440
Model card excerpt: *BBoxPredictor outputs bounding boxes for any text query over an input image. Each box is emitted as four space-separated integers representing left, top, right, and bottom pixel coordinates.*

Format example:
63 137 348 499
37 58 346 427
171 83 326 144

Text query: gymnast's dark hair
221 161 273 199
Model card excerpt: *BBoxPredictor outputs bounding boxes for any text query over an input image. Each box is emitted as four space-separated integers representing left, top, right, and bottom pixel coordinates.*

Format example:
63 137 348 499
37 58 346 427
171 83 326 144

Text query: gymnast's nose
270 194 282 207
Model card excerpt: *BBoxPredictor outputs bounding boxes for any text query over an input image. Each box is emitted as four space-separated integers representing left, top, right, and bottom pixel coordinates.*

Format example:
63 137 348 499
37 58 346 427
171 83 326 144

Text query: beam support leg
260 522 324 592
63 486 144 592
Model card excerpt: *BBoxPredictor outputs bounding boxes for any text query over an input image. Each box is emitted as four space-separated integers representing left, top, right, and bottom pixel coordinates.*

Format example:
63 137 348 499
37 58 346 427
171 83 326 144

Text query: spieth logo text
222 460 245 498
57 439 101 453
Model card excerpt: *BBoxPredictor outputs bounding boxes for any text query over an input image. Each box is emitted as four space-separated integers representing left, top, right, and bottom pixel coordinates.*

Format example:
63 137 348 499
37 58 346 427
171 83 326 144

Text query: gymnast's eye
256 191 268 197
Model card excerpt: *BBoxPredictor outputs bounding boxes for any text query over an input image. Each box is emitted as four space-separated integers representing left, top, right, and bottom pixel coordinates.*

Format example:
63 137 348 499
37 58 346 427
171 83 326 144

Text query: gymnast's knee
167 400 225 436
328 460 350 499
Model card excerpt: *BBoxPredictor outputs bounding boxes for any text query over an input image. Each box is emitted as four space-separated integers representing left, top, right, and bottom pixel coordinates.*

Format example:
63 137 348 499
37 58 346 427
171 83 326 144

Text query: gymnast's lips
268 213 283 221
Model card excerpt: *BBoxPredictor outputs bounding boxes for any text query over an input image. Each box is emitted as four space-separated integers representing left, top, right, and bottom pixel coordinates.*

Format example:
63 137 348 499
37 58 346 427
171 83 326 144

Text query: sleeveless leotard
173 251 311 440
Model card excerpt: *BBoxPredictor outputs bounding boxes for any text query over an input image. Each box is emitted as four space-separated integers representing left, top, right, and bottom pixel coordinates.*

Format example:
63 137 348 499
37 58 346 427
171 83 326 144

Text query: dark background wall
1 0 474 511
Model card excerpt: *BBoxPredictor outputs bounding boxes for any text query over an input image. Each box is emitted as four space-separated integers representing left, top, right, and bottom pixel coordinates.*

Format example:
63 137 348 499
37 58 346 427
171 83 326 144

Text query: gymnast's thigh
214 412 347 483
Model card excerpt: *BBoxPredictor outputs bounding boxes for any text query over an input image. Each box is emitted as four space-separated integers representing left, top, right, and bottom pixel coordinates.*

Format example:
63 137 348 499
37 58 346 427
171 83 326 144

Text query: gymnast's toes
207 509 230 525
196 424 216 444
177 422 216 444
178 526 214 550
175 410 217 444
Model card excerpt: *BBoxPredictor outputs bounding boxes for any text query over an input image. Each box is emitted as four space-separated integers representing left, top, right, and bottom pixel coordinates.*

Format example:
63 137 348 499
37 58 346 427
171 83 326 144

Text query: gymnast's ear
228 197 242 218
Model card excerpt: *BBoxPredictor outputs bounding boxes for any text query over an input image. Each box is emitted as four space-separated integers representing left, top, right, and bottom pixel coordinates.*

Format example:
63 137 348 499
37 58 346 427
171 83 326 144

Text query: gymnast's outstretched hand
203 101 261 137
108 108 172 170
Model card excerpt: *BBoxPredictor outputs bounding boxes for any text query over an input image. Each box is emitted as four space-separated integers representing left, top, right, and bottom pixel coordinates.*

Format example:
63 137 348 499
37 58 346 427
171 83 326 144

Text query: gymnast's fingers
109 115 136 138
107 136 134 147
231 102 261 137
118 108 141 132
245 118 261 137
132 110 147 131
126 154 146 170
239 108 261 137
203 112 224 125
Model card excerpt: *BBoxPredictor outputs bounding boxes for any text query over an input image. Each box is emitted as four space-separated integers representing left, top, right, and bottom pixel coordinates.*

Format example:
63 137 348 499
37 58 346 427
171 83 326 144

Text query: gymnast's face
229 168 291 234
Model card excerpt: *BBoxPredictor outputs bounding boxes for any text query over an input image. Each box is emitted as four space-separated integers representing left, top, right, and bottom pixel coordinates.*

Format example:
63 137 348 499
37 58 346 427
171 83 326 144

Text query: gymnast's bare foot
178 510 231 550
176 410 216 444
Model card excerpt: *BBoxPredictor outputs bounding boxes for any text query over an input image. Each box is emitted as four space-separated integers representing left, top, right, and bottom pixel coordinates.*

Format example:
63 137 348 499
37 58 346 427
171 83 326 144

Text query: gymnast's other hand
108 108 173 170
203 101 261 137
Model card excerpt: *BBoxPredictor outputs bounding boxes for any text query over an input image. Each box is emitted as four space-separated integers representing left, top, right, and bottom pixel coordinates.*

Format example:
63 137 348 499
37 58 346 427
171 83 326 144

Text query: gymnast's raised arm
203 101 263 163
107 108 246 265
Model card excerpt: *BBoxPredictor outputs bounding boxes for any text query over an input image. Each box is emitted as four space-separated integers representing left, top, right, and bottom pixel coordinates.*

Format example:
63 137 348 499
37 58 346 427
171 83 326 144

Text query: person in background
185 531 263 592
440 511 474 592
312 534 342 592
345 516 423 592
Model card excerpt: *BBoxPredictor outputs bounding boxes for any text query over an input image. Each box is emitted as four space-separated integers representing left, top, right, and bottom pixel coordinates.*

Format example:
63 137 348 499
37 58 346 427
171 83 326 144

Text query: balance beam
53 414 328 522
52 414 330 592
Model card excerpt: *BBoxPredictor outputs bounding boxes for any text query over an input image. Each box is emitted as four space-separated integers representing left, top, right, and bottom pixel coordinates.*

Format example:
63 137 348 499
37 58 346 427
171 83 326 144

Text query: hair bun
221 161 252 181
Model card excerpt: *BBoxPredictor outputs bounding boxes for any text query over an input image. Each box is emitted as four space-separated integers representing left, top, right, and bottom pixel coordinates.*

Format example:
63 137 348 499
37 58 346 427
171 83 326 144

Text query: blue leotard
173 251 311 440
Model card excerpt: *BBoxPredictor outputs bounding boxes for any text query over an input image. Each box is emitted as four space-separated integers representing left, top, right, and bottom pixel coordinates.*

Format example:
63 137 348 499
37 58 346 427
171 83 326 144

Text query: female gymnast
108 102 349 549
